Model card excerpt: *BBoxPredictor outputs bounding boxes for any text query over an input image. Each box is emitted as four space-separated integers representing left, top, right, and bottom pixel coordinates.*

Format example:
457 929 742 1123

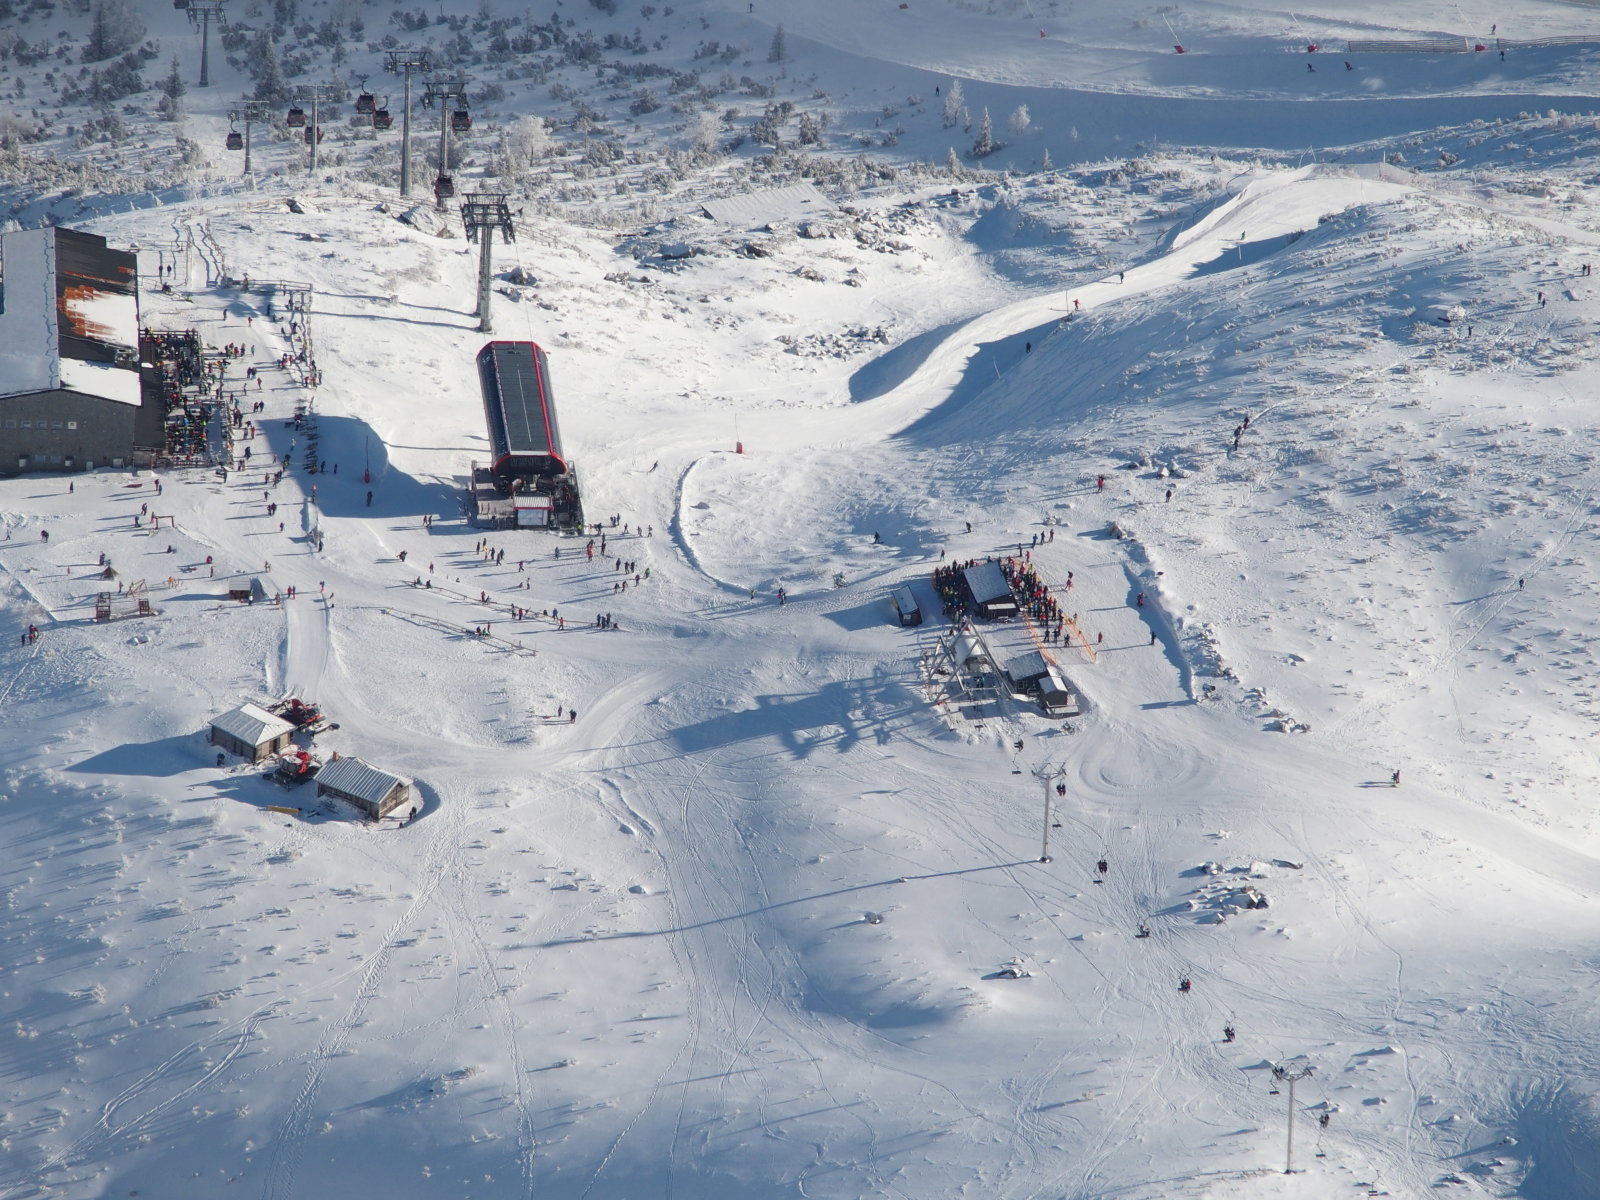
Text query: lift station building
472 341 583 530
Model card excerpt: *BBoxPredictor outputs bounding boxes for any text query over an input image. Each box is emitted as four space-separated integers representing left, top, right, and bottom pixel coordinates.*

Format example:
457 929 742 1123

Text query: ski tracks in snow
258 845 451 1200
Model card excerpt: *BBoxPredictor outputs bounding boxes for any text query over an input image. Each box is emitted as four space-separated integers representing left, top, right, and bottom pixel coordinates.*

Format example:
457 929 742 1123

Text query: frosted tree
504 115 551 171
251 33 289 106
768 23 787 63
691 108 720 153
941 78 964 128
946 146 960 172
83 0 145 64
1041 147 1053 171
1007 104 1030 136
972 107 995 157
156 54 185 121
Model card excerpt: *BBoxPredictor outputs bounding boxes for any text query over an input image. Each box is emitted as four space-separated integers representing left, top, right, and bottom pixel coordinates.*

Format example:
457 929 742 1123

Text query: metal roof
317 757 411 806
211 703 295 746
701 183 833 228
962 561 1014 605
477 341 566 474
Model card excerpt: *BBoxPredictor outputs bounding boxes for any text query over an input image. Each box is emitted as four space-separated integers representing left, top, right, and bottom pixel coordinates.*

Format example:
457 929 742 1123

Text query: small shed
891 585 922 627
1006 650 1051 692
962 561 1018 618
1037 669 1080 717
316 756 414 820
210 703 296 762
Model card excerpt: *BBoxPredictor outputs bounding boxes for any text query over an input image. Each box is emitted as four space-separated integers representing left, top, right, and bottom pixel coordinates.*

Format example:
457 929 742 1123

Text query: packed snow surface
7 1 1600 1198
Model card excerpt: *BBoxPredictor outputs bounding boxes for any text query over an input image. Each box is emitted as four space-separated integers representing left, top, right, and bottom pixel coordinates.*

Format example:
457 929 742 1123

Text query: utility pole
385 49 431 198
184 0 228 88
1032 762 1067 863
461 193 515 333
294 83 340 175
420 78 470 208
1271 1064 1315 1174
229 100 272 177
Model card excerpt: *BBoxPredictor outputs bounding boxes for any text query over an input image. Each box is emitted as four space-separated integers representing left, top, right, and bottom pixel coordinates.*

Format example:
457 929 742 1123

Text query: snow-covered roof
0 225 141 406
210 703 295 746
317 757 410 805
701 183 834 228
0 227 56 400
962 561 1014 605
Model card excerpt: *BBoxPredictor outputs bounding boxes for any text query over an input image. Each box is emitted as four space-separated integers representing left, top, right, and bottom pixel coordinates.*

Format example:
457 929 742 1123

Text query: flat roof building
0 226 143 474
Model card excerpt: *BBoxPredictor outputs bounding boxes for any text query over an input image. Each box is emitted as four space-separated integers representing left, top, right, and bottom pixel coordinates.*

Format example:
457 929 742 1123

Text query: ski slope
6 2 1600 1198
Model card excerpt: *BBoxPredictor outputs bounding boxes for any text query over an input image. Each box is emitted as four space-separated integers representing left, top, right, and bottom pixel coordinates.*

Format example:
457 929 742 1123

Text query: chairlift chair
451 108 472 132
355 91 376 115
226 129 244 151
286 107 307 127
371 107 393 130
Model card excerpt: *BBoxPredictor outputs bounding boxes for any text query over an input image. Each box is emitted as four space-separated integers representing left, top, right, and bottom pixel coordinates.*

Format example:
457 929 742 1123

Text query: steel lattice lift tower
461 193 515 333
180 0 228 87
384 49 432 198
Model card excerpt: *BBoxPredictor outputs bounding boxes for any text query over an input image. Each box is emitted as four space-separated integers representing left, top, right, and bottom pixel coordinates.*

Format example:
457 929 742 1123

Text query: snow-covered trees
972 107 995 157
502 115 551 172
251 34 289 106
941 78 964 128
156 54 184 121
768 24 787 63
83 0 145 64
1008 104 1030 136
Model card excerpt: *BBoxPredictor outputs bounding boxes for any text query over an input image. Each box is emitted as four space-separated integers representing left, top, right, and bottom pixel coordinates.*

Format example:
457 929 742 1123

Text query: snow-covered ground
7 2 1600 1198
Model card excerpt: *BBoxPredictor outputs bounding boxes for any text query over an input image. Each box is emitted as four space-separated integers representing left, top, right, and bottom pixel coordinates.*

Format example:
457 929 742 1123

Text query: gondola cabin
451 109 472 132
286 107 306 127
226 130 243 150
372 109 393 130
355 92 376 114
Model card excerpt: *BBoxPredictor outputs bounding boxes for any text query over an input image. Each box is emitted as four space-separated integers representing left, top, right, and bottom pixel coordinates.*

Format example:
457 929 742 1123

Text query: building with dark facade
0 226 143 474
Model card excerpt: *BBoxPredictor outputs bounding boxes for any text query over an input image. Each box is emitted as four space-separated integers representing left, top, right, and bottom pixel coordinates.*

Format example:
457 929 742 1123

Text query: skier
1136 592 1145 607
1223 1025 1235 1043
1391 769 1401 787
1179 977 1192 993
1096 858 1108 876
1096 475 1105 491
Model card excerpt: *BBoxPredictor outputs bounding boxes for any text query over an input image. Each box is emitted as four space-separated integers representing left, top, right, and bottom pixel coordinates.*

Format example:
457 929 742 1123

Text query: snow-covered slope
7 3 1600 1199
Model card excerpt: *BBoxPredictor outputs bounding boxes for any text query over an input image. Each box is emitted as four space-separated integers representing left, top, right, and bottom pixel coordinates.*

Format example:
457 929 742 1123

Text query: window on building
3 420 13 429
66 421 78 430
19 420 30 429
